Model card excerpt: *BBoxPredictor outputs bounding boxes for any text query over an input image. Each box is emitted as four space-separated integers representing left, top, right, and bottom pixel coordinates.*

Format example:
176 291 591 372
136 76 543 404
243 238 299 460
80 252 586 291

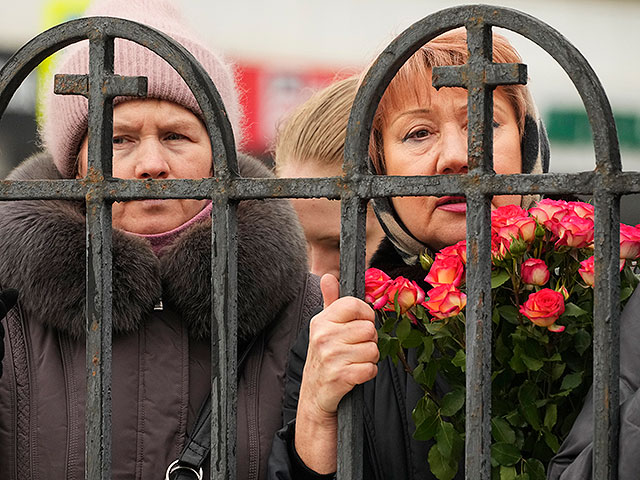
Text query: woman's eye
404 128 430 141
165 132 186 141
493 121 501 129
112 136 126 145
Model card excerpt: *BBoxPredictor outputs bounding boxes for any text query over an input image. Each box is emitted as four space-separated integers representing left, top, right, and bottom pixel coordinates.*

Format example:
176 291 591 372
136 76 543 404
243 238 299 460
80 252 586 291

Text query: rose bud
423 285 467 320
519 288 565 330
578 256 595 287
521 258 550 286
385 276 425 314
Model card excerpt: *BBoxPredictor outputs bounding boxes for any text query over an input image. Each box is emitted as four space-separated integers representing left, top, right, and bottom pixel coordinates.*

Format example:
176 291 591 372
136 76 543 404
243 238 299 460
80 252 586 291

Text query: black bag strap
165 337 257 480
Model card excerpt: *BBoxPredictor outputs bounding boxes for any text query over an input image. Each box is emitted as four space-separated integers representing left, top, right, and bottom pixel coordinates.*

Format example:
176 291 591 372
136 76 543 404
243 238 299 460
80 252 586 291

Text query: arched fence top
0 16 237 177
345 3 621 178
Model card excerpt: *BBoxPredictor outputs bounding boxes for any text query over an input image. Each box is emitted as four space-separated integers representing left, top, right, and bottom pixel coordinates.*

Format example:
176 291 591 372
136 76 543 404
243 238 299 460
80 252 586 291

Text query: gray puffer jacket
547 287 640 480
0 152 322 480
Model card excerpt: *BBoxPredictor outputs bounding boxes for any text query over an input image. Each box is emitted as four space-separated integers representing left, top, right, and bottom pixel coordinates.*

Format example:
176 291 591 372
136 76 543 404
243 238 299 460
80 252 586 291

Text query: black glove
0 289 19 380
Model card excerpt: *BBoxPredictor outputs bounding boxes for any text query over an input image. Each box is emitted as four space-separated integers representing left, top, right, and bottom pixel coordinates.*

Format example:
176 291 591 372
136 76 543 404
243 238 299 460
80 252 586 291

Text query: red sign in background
235 62 351 157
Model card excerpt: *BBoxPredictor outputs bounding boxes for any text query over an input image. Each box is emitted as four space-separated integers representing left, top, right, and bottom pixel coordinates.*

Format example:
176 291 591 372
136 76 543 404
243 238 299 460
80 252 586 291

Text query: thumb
320 274 340 309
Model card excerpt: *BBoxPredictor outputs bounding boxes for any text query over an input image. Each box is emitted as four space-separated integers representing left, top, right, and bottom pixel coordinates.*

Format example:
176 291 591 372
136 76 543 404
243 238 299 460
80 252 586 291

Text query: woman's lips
436 196 467 213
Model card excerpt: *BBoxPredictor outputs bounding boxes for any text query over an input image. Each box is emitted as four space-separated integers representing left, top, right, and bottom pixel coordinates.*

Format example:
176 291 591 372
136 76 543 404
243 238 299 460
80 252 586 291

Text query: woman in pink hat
0 1 321 479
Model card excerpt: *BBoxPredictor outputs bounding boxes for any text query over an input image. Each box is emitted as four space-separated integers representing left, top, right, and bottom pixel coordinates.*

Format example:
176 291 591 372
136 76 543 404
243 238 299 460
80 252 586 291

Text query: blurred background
1 0 639 220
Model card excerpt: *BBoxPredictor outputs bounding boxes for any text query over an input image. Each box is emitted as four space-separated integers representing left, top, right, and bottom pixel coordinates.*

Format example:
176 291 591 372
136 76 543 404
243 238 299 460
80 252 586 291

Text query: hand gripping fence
0 4 628 480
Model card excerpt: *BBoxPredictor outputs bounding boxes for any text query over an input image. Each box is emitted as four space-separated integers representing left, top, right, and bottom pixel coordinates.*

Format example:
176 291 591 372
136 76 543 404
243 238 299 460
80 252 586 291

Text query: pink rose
519 289 565 330
423 285 467 320
385 276 425 314
492 205 528 230
521 258 550 286
512 216 537 243
425 255 465 287
620 224 640 259
364 268 392 310
578 256 594 287
567 201 594 220
438 240 467 264
528 198 570 226
554 214 594 248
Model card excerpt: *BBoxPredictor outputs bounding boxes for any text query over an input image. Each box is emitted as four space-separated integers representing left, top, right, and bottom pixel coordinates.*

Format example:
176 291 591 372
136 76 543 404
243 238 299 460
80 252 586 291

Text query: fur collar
0 152 308 342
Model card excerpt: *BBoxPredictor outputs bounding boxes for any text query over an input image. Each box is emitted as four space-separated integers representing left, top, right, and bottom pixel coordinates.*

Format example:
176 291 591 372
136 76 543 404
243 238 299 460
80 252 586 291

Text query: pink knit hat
41 0 242 178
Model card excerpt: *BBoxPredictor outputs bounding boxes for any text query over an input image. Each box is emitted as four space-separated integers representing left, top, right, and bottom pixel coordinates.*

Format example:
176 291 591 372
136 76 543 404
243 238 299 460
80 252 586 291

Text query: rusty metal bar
593 190 621 480
210 197 238 479
337 194 368 479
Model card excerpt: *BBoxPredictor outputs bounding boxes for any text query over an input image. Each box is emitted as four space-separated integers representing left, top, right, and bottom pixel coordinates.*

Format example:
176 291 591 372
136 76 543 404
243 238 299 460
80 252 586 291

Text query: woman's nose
435 126 469 175
134 140 170 179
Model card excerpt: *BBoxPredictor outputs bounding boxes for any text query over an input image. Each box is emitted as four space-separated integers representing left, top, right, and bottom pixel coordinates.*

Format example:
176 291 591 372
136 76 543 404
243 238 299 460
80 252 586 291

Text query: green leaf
491 417 516 444
562 302 588 318
440 389 465 417
419 336 435 363
396 317 411 342
521 403 541 430
560 371 583 391
428 443 459 480
378 335 400 361
493 307 501 325
491 442 521 466
515 475 530 480
402 328 423 348
521 354 544 372
492 269 511 289
499 305 520 325
452 349 466 372
544 431 561 452
524 458 546 480
500 465 517 480
574 329 591 356
621 285 634 302
380 312 397 333
424 359 438 389
436 420 457 457
509 345 527 374
544 404 558 430
413 397 439 441
551 362 566 381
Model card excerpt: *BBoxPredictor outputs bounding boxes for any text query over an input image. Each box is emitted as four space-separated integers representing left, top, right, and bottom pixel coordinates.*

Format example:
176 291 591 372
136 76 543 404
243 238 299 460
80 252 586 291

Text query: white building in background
0 0 639 214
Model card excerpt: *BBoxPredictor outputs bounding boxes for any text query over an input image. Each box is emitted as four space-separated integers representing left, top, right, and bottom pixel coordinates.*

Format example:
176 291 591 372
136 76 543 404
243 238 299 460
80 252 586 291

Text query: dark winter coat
547 286 640 480
0 152 323 480
267 237 463 480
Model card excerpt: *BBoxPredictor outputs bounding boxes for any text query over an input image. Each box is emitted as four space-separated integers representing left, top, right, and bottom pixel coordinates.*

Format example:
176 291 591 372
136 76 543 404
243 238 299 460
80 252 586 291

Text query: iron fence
0 3 633 480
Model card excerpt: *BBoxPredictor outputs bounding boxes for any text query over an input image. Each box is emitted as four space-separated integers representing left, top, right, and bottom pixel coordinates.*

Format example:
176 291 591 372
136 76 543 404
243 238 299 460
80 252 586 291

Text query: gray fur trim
160 155 309 341
0 152 308 342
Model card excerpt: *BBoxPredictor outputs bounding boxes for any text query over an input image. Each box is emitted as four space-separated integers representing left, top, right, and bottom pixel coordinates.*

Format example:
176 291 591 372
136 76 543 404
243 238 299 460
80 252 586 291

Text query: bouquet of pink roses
366 199 640 480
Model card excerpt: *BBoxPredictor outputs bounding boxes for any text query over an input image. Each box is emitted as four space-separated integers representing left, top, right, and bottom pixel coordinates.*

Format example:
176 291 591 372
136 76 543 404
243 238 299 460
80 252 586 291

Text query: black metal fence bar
593 191 621 480
7 171 640 201
211 198 239 479
0 4 629 480
337 195 368 478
